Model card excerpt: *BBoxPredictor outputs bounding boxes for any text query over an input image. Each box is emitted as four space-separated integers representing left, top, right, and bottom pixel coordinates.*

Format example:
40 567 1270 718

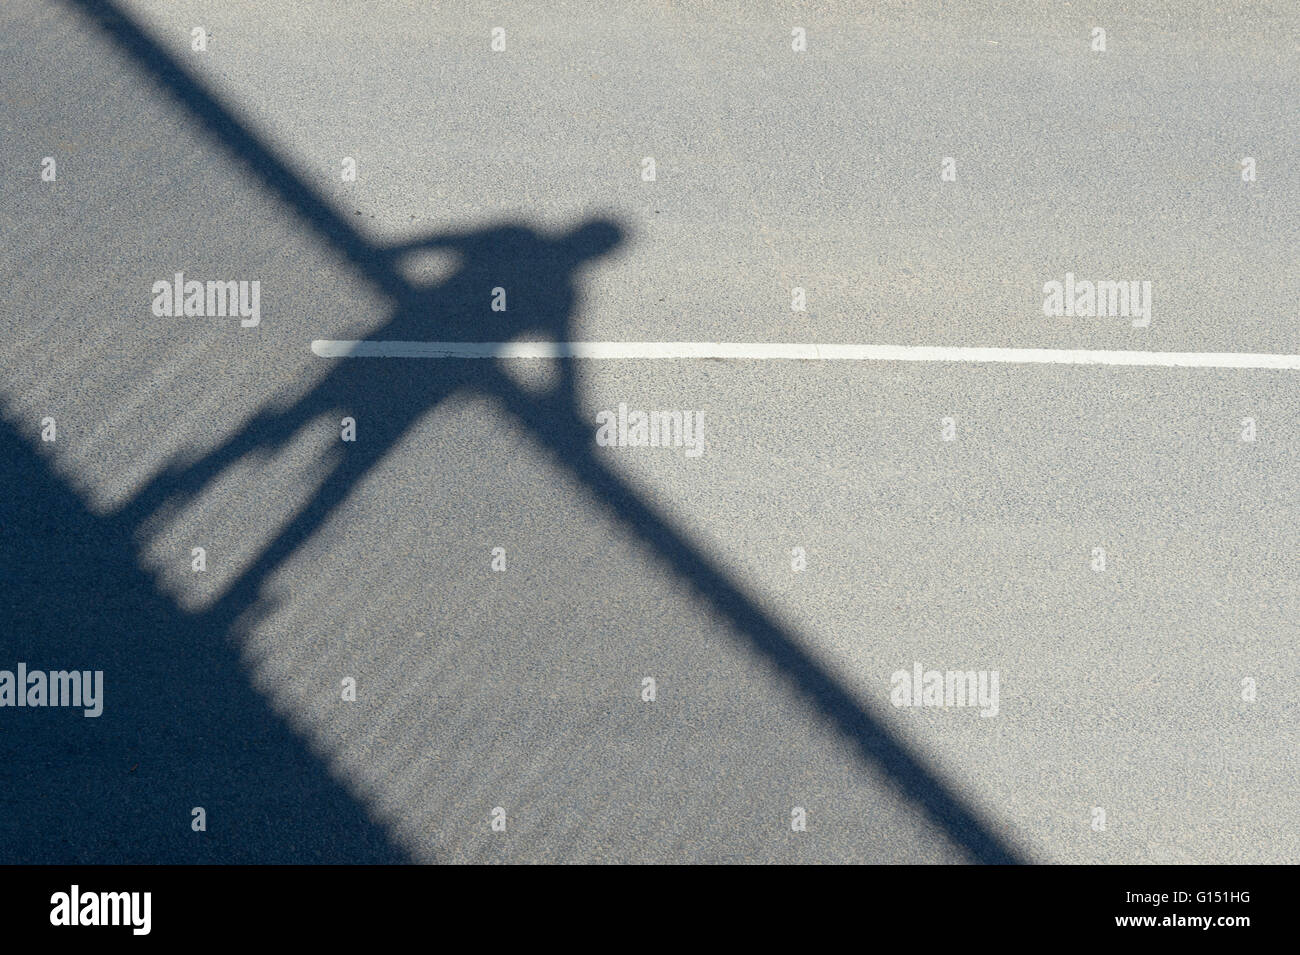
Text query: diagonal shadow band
492 374 1027 864
65 0 1028 863
64 0 405 304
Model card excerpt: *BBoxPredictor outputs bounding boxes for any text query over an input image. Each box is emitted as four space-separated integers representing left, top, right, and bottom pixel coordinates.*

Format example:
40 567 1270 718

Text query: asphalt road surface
1 0 1297 863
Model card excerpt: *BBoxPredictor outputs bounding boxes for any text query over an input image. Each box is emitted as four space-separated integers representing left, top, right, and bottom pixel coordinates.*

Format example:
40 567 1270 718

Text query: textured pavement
1 0 1297 863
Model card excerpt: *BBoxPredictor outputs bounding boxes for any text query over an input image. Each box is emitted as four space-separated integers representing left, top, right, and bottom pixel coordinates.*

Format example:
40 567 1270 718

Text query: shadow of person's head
383 218 626 341
555 219 624 267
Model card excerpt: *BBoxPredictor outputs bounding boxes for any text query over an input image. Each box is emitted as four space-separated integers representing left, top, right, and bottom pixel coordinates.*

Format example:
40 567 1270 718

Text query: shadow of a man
120 219 624 619
66 0 1024 866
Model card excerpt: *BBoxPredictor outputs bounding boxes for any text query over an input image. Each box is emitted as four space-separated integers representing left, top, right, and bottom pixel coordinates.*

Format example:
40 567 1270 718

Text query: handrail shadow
0 415 407 863
37 0 1028 863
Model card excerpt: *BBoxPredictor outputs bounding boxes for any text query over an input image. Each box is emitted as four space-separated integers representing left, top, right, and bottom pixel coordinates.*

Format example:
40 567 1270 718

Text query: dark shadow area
9 0 1029 863
0 417 406 863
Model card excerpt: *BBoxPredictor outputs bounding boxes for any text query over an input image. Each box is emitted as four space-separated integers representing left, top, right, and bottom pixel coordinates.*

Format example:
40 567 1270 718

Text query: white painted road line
311 340 1300 370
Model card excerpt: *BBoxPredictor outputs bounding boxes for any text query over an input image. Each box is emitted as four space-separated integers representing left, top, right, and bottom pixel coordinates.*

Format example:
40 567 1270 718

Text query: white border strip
311 340 1300 370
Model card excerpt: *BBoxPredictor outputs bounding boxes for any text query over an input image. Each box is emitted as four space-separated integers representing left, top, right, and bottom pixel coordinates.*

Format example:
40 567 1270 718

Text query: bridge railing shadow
25 0 1027 863
0 414 408 863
